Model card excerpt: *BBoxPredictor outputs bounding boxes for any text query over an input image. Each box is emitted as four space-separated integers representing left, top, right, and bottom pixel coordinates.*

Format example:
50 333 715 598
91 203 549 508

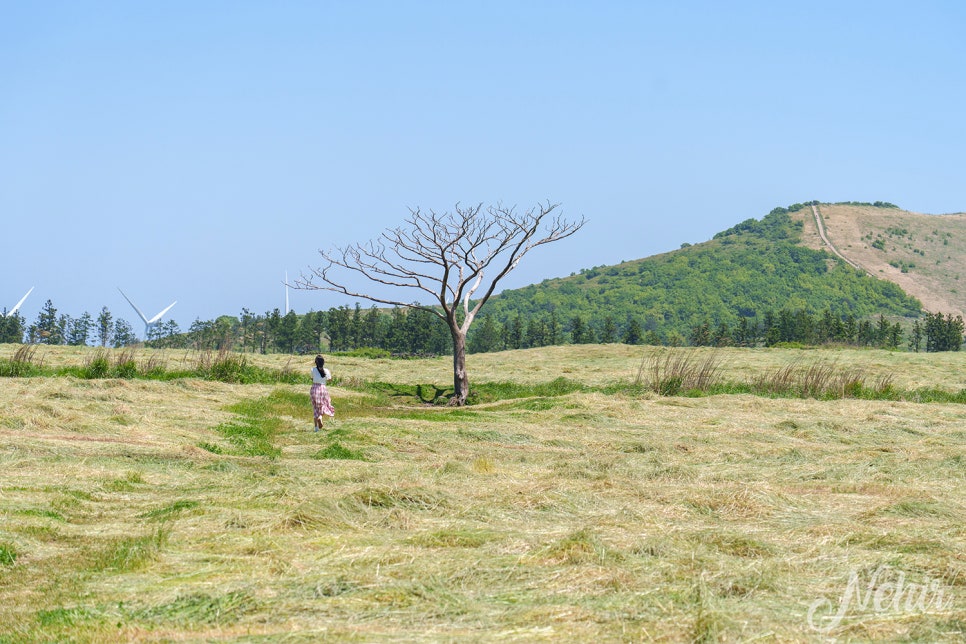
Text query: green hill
477 205 923 344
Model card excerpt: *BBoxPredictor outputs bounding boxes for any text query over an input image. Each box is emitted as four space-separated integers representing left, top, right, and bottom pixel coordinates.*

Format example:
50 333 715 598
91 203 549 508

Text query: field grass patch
35 606 99 628
536 528 620 565
135 590 256 627
350 486 447 510
15 508 67 522
89 526 169 572
876 498 962 520
313 441 366 461
0 542 18 566
138 500 201 521
212 390 302 458
408 528 498 549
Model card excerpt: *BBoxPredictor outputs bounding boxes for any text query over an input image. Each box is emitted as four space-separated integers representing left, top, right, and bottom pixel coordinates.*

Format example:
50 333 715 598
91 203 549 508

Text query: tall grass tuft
753 360 896 399
196 348 250 383
637 349 724 395
82 349 111 379
0 344 42 377
140 350 167 377
113 347 140 378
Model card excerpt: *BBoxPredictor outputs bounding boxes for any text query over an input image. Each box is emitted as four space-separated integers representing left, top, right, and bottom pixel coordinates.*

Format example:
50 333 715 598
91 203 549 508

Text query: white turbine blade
7 287 34 317
147 301 177 324
118 288 150 325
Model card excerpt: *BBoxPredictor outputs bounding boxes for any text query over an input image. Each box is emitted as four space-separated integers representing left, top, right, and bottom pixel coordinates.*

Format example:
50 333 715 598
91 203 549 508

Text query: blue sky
2 1 965 331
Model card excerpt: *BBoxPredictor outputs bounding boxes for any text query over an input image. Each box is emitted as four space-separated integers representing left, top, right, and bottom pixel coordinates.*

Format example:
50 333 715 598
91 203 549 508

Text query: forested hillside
475 206 923 345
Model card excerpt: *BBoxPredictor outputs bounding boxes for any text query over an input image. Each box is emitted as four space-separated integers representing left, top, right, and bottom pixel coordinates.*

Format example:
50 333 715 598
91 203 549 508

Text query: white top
312 366 331 384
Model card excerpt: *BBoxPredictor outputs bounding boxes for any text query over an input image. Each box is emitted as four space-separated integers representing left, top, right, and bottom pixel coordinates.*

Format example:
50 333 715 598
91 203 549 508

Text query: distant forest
2 297 962 355
1 202 961 354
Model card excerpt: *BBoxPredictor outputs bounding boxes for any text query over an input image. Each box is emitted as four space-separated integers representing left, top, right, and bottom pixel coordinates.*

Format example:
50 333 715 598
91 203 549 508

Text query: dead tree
296 202 585 405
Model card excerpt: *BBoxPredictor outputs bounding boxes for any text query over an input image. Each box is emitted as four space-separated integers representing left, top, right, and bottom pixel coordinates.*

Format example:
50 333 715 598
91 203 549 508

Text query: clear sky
3 1 965 331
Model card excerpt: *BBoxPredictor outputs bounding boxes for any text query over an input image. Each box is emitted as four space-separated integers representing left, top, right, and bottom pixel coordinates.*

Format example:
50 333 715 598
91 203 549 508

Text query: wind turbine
118 288 177 339
285 271 290 315
3 287 34 317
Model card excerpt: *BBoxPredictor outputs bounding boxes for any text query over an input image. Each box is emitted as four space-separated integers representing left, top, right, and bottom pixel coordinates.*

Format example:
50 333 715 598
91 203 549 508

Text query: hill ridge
479 201 966 343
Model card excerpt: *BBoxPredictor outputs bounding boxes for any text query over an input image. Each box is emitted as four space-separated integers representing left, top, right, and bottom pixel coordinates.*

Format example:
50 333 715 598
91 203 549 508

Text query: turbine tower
118 288 176 339
3 287 34 317
285 271 290 315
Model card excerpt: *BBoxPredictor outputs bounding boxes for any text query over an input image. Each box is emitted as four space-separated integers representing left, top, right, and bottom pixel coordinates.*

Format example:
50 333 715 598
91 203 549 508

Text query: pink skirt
311 383 335 419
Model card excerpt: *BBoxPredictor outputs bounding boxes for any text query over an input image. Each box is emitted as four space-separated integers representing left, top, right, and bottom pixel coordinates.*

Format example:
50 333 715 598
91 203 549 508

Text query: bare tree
296 202 585 405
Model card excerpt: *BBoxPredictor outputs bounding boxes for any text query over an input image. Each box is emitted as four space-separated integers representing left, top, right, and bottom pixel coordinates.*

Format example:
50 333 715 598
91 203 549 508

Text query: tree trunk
451 329 470 405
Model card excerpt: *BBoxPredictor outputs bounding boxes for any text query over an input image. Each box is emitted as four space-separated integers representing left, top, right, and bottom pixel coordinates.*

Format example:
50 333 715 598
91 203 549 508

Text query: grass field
1 344 964 641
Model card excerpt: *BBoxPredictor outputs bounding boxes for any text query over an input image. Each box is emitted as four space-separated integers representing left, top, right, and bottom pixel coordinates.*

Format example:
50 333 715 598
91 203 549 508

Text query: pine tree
599 316 617 344
96 307 113 347
622 318 643 345
32 300 61 344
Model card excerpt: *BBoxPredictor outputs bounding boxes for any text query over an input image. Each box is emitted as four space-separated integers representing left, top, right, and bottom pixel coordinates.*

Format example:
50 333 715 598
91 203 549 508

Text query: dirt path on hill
811 204 865 272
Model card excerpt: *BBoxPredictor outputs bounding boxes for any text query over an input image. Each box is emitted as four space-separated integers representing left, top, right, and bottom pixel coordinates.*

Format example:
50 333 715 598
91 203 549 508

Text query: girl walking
311 355 335 431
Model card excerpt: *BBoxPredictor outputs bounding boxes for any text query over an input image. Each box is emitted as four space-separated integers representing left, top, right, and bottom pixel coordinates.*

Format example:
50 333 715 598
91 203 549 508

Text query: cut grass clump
103 471 146 492
537 528 620 565
134 590 256 627
701 531 776 558
138 500 201 521
279 500 354 530
197 441 224 454
89 526 169 572
351 486 446 510
36 606 99 628
313 441 366 461
15 508 66 522
408 528 497 548
875 498 962 520
472 457 495 474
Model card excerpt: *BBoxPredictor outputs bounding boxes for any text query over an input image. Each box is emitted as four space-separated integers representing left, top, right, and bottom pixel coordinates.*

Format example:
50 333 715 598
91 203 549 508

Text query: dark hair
315 355 325 373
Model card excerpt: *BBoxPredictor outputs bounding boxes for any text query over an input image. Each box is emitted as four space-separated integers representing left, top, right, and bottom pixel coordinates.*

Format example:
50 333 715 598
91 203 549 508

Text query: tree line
468 308 962 353
686 309 963 352
3 298 961 354
0 300 145 347
161 305 452 356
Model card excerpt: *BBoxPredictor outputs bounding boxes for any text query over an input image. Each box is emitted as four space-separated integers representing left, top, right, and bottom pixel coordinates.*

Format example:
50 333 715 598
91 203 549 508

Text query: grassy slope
800 204 966 319
0 345 964 642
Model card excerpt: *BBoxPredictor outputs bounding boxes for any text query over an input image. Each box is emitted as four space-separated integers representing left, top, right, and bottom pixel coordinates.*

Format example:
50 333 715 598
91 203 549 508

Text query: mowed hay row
0 352 963 641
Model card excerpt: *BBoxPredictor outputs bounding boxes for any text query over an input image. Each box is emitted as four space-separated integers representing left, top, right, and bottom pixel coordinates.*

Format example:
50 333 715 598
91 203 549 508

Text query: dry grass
0 345 964 641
